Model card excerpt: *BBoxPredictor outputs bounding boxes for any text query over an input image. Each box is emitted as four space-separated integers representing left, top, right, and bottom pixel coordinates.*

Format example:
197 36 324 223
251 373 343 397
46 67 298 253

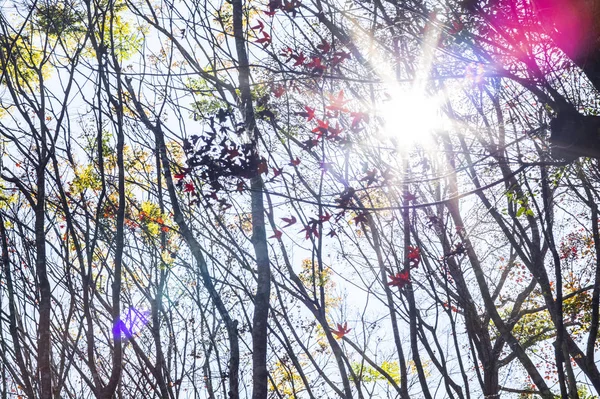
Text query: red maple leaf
331 322 351 339
280 46 293 60
256 31 271 46
270 230 283 239
407 246 420 268
291 52 306 67
282 0 300 15
326 90 349 113
227 147 240 159
257 160 269 175
281 216 297 227
312 119 329 139
272 167 282 177
289 157 301 166
306 57 325 74
183 182 195 193
299 224 319 239
317 39 331 54
174 172 186 180
295 105 315 121
302 138 319 150
251 20 265 32
320 212 331 222
327 123 342 140
361 169 378 186
331 50 351 66
326 229 337 237
266 0 282 13
403 192 417 202
388 271 410 289
208 191 219 201
350 112 369 129
353 211 369 226
272 84 286 98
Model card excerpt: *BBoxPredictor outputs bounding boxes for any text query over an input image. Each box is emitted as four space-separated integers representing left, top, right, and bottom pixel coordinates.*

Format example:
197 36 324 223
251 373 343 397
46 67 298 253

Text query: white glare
379 85 443 147
352 16 445 149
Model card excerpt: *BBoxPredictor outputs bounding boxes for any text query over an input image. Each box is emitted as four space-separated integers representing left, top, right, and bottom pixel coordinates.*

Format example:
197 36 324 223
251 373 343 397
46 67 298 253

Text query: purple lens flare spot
112 307 151 338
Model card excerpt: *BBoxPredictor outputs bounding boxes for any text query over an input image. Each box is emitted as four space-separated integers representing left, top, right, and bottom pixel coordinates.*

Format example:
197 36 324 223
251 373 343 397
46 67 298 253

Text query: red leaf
257 161 269 175
174 172 186 180
280 46 293 60
353 211 369 226
449 20 464 35
407 246 420 260
350 112 369 129
227 147 240 159
312 119 329 139
291 52 306 67
299 224 318 239
331 50 351 66
360 169 378 186
302 138 319 150
183 182 195 193
327 123 342 140
270 230 283 239
403 192 417 202
272 84 286 98
306 57 325 74
251 20 265 32
289 157 301 166
320 212 331 222
317 39 331 54
407 246 421 268
295 105 315 121
388 271 410 289
256 31 271 46
331 322 351 339
282 0 300 15
281 216 297 228
326 90 349 113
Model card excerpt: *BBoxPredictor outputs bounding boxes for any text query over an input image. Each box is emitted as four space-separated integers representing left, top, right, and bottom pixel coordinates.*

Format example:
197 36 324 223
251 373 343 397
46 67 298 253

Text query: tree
2 0 600 398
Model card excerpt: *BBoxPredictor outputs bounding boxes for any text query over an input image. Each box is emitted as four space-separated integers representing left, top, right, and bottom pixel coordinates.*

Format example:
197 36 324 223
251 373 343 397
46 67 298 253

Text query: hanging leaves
331 322 352 339
388 271 410 289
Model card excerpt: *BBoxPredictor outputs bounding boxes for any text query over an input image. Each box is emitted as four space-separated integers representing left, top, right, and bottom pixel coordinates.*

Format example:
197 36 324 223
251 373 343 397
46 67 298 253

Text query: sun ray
353 15 447 150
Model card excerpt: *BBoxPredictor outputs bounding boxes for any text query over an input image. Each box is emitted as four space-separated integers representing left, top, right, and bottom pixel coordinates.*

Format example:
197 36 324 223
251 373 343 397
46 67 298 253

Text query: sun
352 16 445 149
379 83 444 148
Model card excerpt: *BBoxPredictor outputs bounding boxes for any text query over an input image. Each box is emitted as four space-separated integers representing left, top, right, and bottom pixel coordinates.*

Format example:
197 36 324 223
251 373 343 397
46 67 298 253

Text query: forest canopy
1 0 600 398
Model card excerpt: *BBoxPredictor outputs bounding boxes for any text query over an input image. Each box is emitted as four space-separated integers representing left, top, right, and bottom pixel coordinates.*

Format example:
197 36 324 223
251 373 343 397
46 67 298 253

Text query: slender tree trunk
230 1 271 398
0 215 35 399
36 113 52 399
124 82 241 399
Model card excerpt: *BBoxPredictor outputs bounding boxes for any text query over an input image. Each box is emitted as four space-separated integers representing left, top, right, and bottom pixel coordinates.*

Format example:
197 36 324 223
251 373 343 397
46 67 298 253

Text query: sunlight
379 84 444 147
353 16 446 150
